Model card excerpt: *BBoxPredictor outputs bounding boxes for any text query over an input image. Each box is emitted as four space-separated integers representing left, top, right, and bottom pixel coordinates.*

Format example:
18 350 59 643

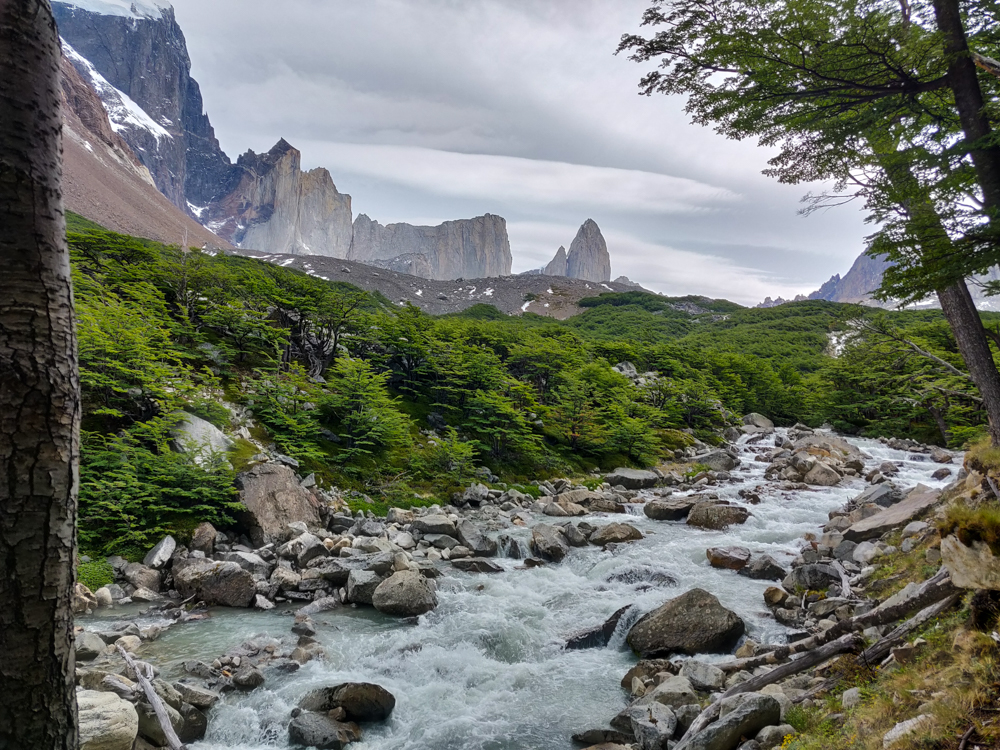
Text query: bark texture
0 1 80 748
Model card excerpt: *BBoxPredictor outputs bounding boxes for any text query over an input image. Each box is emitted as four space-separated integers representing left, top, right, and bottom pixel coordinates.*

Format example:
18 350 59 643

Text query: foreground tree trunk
0 1 81 748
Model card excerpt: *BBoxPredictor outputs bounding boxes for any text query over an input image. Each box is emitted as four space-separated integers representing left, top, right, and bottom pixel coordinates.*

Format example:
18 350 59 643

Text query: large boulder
707 546 751 571
699 450 739 472
804 462 841 487
173 560 255 607
590 523 644 546
738 555 787 581
743 413 775 431
790 433 863 462
531 524 570 562
685 693 781 750
411 514 457 536
298 682 396 721
235 463 321 547
456 519 498 557
78 690 139 750
75 631 108 661
631 701 677 750
843 487 942 542
605 468 659 490
688 503 750 531
189 522 217 555
123 563 161 593
171 411 234 466
644 498 698 521
346 570 385 605
288 712 361 750
941 536 1000 590
850 484 900 509
782 563 840 592
142 535 176 569
627 588 745 658
372 571 438 617
72 583 98 614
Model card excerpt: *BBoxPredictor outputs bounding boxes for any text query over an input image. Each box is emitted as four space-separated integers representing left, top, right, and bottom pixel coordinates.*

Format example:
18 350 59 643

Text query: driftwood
831 560 852 598
116 645 186 750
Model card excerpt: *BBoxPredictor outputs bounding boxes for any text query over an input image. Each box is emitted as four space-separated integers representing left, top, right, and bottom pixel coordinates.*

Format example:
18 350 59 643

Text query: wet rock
605 468 659 490
782 563 840 592
142 535 176 569
563 524 590 547
456 519 498 557
644 498 697 521
932 467 952 480
688 503 750 531
590 523 644 546
604 565 677 587
566 605 632 650
685 693 781 750
572 729 635 746
174 560 256 607
627 588 745 658
843 487 942 542
531 524 570 562
232 664 265 691
372 571 438 616
451 558 504 574
173 681 219 709
707 546 751 571
804 462 841 487
288 712 362 749
235 463 321 547
346 570 385 605
298 682 396 721
763 587 789 608
136 701 182 747
298 597 341 616
131 587 162 603
738 555 787 581
123 563 161 593
930 447 953 464
78 689 138 750
412 514 457 536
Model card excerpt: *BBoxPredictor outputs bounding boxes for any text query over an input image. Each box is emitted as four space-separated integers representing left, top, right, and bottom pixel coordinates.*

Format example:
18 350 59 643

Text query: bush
939 500 1000 554
77 560 114 591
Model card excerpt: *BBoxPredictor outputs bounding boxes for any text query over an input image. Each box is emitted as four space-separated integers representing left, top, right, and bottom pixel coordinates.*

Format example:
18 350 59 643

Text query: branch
973 51 1000 79
116 645 186 750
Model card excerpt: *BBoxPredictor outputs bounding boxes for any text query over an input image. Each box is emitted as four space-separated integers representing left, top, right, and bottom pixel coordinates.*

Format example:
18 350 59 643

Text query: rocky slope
808 251 892 305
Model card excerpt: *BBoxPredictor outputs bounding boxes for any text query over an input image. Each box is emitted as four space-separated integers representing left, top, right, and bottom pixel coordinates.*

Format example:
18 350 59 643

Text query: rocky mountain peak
544 247 568 276
566 219 612 282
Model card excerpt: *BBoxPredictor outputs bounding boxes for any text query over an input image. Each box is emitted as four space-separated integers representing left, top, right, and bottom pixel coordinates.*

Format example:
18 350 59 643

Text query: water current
81 431 958 750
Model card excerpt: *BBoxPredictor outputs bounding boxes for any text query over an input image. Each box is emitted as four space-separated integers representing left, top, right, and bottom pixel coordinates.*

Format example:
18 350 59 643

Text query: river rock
136 701 183 746
563 524 590 547
627 588 745 658
590 523 644 546
531 524 570 562
700 450 739 472
456 519 498 557
372 571 438 616
347 570 385 605
707 546 751 571
782 563 840 592
804 462 841 487
174 560 256 607
843 487 942 542
279 532 328 567
142 535 176 569
412 514 457 536
738 555 787 581
679 660 726 692
941 535 1000 590
644 674 698 709
566 605 632 650
93 587 113 608
686 693 781 750
687 503 750 531
631 701 677 750
232 664 265 691
78 689 139 750
452 558 504 574
851 484 900 509
605 468 659 490
123 563 161 593
76 630 108 661
173 681 220 709
644 498 697 521
288 712 362 749
235 463 321 546
743 413 775 431
298 682 396 721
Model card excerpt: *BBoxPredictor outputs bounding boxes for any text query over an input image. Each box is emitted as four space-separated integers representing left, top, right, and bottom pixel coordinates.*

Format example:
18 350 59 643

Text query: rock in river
626 588 745 658
605 468 659 490
372 571 438 617
456 519 497 557
590 523 644 547
707 546 751 571
173 560 256 607
298 682 396 721
687 502 750 531
531 524 570 562
289 712 362 749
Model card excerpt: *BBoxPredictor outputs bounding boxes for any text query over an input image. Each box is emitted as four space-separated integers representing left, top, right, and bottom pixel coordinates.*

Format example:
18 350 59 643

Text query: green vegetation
76 559 114 592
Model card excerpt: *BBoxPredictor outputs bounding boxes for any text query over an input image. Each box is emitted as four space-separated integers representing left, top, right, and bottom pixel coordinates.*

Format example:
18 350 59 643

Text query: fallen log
831 560 852 598
116 645 186 750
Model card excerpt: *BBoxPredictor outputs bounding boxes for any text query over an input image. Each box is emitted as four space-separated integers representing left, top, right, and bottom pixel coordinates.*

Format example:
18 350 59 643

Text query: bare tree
0 1 81 747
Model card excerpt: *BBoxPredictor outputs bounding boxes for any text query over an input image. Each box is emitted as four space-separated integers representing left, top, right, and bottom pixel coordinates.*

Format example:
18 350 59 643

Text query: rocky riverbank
73 418 965 750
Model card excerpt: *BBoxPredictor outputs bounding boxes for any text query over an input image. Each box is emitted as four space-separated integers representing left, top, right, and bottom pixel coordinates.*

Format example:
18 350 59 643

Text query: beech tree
619 0 1000 444
0 0 81 746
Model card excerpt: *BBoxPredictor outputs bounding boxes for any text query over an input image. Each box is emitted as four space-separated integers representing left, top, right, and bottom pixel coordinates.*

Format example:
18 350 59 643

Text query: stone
566 605 632 650
572 730 634 746
590 523 644 546
631 702 677 750
232 664 265 690
531 524 570 562
930 447 953 464
171 411 234 465
700 450 740 472
563 524 589 547
460 483 491 506
882 715 932 748
136 701 182 747
279 532 327 568
412 514 457 536
707 546 751 571
78 689 139 750
688 503 750 531
173 560 256 607
372 571 438 616
386 507 414 525
739 555 787 581
764 587 790 607
299 597 341 616
452 558 504 574
115 635 141 653
851 484 900 509
941 535 1000 590
178 703 208 743
644 498 697 521
743 413 775 431
130 587 162 603
605 468 659 490
644 675 698 709
347 570 385 605
235 463 321 547
142 535 176 569
679 660 726 692
221 550 272 578
756 724 796 749
782 563 840 592
804 461 841 487
93 587 113 608
902 521 929 539
189 522 217 555
173 682 220 709
123 563 161 593
76 630 107 661
685 693 781 750
456 519 497 557
288 712 362 750
844 487 942 542
627 588 745 658
298 682 396 721
932 467 952 480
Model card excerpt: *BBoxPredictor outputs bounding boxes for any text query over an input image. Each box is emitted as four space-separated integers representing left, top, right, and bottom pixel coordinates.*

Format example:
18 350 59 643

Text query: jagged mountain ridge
525 220 614 282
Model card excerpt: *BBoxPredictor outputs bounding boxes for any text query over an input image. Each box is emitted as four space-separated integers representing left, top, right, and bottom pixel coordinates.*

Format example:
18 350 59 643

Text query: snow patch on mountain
56 0 172 20
63 41 171 143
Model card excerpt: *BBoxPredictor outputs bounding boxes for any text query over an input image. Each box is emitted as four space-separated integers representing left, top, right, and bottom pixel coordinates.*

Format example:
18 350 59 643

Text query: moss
77 559 114 591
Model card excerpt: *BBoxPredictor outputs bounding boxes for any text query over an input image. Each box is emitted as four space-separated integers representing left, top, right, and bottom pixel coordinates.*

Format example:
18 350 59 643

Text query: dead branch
116 645 186 750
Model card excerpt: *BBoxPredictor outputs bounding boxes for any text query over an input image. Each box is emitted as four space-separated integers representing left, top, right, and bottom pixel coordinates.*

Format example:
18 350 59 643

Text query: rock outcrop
544 246 568 276
537 219 612 282
235 464 322 546
350 214 513 280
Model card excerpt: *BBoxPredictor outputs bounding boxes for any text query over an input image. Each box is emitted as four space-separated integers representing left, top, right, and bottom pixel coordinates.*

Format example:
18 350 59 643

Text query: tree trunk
0 1 81 748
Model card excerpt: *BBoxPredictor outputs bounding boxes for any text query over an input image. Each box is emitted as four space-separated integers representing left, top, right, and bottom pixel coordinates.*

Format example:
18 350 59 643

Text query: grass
964 435 1000 476
939 500 1000 556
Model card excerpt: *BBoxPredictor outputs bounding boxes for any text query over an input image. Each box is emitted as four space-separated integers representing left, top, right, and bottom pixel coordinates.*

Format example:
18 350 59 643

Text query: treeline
67 218 994 554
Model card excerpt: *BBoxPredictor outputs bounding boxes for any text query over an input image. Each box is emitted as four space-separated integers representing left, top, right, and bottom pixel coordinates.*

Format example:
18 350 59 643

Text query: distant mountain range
52 0 615 285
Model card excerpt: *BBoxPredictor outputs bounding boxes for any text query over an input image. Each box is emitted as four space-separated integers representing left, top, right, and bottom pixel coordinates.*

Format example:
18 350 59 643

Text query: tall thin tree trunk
0 1 81 748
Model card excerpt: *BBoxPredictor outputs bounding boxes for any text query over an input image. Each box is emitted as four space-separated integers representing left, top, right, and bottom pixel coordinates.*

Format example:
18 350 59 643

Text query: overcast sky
169 0 870 305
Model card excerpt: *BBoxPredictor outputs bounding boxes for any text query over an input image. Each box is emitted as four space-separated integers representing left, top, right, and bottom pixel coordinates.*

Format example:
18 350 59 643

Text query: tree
619 0 1000 444
0 0 80 746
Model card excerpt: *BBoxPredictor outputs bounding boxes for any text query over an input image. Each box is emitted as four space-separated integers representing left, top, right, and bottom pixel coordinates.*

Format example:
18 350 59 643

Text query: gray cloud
170 0 870 304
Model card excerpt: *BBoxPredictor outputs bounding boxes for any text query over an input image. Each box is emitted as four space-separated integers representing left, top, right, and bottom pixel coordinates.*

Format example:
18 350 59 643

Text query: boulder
278 532 327 567
221 551 272 578
843 487 942 542
605 468 659 490
346 570 385 605
804 462 841 487
882 715 932 748
456 519 498 557
631 702 677 750
142 536 176 569
850 484 900 509
136 701 182 746
679 660 726 692
459 483 490 506
627 588 745 658
173 560 256 607
171 411 234 466
644 498 697 521
72 583 98 614
189 522 216 555
93 587 113 608
743 413 775 431
372 571 438 616
172 682 220 709
699 451 739 472
590 523 644 546
531 524 570 562
76 631 107 661
686 693 781 750
123 563 161 593
738 555 787 582
452 558 504 574
930 447 953 464
411 514 457 536
941 536 1000 590
298 682 396 721
288 712 362 749
231 664 265 691
782 563 840 592
688 503 750 531
707 546 751 571
642 675 698 709
78 690 139 750
178 704 208 743
756 724 796 749
235 463 321 546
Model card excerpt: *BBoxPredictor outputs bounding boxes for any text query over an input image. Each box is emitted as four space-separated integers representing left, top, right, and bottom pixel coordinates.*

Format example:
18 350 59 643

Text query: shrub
77 560 114 591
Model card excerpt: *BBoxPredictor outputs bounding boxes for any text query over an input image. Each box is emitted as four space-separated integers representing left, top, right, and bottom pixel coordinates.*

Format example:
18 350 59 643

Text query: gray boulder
686 693 781 750
590 523 644 546
123 563 161 593
173 560 256 607
627 588 745 658
680 660 726 692
743 413 775 431
278 532 327 567
347 570 385 605
605 468 659 490
456 519 497 557
452 558 504 574
644 498 697 521
142 536 176 569
631 702 677 750
688 503 750 531
171 411 234 466
372 571 438 616
235 463 321 546
738 555 787 582
75 631 107 662
288 712 361 749
78 689 138 750
221 551 272 578
782 563 841 592
189 522 216 555
172 682 219 709
700 451 739 472
412 514 457 536
298 682 396 721
531 524 570 562
460 483 490 506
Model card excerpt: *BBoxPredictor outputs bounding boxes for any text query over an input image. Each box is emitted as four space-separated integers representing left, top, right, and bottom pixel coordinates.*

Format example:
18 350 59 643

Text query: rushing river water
81 431 958 750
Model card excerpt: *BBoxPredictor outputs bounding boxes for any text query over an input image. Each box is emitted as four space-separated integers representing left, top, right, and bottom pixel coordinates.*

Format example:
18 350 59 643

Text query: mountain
532 220 613 282
544 247 568 276
808 252 892 304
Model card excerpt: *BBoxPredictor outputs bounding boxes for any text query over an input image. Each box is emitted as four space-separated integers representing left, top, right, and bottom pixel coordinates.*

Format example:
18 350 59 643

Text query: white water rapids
82 432 958 749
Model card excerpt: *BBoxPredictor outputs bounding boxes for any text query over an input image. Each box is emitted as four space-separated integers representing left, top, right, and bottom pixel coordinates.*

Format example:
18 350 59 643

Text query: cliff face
809 252 892 304
53 0 233 209
204 139 353 257
350 214 513 280
566 220 611 282
544 247 568 276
